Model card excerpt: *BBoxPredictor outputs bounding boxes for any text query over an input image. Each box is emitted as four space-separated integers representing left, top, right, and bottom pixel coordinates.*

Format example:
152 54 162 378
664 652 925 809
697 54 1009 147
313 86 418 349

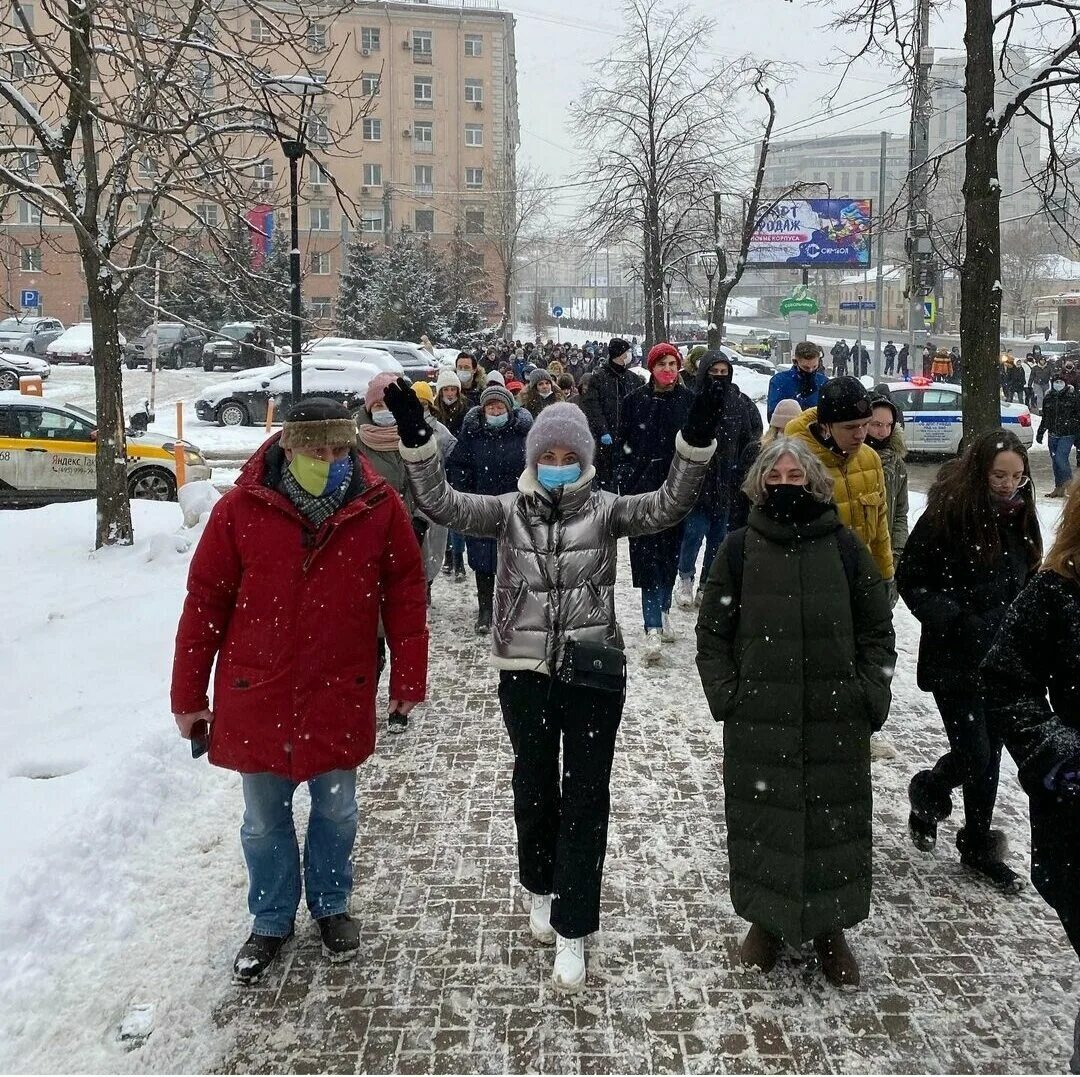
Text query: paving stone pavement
215 562 1078 1075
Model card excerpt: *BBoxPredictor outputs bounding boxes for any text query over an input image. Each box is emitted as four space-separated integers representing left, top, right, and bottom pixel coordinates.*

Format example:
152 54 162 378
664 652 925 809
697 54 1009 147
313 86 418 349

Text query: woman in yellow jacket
785 377 894 582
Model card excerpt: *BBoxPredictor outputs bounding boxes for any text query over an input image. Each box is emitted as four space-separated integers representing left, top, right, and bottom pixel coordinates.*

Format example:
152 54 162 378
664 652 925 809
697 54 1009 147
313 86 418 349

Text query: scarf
278 457 353 529
357 422 401 451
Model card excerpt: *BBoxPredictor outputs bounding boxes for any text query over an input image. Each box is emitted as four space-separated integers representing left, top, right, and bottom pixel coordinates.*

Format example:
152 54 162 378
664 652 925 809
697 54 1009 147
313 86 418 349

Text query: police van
0 392 211 508
882 378 1033 453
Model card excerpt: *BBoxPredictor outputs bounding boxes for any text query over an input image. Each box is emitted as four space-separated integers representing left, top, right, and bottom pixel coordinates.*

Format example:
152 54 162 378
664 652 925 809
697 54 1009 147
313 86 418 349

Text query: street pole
907 0 933 372
148 256 160 414
873 130 887 378
285 141 304 402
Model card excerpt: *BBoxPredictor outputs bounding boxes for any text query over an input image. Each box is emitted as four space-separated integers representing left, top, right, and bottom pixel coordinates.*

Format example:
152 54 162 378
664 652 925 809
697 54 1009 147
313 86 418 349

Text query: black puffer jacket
1037 386 1080 440
581 359 638 490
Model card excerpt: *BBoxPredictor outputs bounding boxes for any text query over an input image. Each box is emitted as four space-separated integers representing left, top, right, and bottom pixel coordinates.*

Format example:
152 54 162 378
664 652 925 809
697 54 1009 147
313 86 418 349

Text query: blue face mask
326 455 352 492
370 409 396 427
486 412 509 428
537 462 582 490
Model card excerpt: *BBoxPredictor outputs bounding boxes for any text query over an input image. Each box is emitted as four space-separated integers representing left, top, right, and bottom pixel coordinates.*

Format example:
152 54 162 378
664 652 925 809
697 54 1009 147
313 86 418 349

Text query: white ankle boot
553 933 586 991
675 575 695 609
660 612 677 642
642 629 662 663
527 892 555 944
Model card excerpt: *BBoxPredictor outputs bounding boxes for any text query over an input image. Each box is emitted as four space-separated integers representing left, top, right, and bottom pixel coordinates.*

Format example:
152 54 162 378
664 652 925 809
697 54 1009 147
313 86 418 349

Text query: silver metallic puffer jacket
400 432 715 675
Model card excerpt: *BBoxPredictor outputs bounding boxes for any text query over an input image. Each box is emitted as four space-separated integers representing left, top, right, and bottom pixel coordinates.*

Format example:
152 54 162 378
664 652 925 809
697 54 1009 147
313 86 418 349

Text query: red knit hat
647 342 680 371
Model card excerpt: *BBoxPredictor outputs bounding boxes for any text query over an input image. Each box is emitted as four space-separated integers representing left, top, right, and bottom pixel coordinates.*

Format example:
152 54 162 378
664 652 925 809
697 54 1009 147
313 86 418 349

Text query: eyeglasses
990 475 1030 490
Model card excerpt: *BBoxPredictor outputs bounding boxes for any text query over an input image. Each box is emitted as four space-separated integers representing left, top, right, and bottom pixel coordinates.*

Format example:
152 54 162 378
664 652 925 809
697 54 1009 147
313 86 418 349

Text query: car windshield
220 325 254 341
156 325 182 339
63 403 97 423
0 317 25 332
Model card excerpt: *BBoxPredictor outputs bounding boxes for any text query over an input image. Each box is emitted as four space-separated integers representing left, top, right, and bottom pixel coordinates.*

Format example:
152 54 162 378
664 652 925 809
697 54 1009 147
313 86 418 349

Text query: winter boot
453 550 467 582
814 929 861 989
957 827 1025 895
233 929 292 984
388 710 409 735
553 933 587 992
475 572 494 634
739 923 783 973
660 612 677 643
1049 484 1068 499
441 546 453 575
676 574 695 610
694 586 705 608
317 913 361 962
526 892 556 945
908 769 952 851
1070 1004 1080 1075
642 629 662 664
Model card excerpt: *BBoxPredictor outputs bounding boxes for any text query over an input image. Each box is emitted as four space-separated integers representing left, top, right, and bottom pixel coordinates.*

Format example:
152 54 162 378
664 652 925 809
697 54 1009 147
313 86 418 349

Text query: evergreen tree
336 239 379 337
369 230 447 342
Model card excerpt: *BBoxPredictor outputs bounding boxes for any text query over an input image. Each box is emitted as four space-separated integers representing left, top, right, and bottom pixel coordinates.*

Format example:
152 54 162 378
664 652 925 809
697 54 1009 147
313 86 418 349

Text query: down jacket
875 422 910 561
696 505 895 946
766 365 829 418
580 359 638 491
170 437 429 782
401 432 715 674
786 406 894 580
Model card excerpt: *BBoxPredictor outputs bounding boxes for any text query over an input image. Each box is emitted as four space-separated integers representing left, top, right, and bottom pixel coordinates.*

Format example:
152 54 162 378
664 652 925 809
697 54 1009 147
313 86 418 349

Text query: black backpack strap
725 526 748 605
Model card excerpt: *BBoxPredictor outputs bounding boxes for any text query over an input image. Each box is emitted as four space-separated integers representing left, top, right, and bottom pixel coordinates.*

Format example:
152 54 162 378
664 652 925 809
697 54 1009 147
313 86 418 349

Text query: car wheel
128 467 176 502
218 400 249 427
0 370 18 391
126 359 137 370
203 358 216 372
24 342 35 355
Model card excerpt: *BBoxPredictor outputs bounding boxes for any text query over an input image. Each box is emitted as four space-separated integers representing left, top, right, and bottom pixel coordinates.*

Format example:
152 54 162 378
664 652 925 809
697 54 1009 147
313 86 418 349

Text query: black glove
383 377 432 449
681 378 726 448
411 516 429 545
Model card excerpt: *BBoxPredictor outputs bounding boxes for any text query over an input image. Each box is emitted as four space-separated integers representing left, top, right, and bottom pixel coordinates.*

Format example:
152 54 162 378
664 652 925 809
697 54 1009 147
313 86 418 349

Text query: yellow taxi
0 392 211 507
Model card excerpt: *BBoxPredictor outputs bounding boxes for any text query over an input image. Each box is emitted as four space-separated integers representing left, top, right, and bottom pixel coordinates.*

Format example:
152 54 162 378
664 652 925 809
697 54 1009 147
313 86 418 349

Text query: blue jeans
1050 435 1075 488
641 583 674 630
240 769 358 937
677 508 729 585
448 531 465 556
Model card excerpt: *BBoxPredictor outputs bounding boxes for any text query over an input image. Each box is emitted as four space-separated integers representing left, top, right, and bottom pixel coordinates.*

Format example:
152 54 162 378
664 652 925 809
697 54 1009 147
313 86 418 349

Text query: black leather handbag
557 639 627 694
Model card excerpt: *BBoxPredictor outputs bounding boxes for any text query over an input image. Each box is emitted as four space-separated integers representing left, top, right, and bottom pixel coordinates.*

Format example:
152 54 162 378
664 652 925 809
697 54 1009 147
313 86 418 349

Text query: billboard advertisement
747 198 872 268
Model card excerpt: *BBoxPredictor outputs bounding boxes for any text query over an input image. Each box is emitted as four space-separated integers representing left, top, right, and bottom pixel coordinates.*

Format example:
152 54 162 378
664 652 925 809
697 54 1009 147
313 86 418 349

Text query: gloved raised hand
600 433 614 447
383 377 432 448
681 377 727 448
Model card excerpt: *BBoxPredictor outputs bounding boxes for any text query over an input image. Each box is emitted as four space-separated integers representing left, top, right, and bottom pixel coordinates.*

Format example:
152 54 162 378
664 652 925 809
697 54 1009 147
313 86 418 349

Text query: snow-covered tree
336 239 380 338
366 231 447 343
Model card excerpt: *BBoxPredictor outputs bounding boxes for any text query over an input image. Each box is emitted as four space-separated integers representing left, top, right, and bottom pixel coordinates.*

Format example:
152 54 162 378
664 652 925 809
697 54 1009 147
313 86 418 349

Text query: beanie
364 371 397 412
528 367 553 388
435 367 459 393
647 342 681 371
769 397 803 431
685 344 708 370
525 402 594 471
817 376 872 424
480 384 515 414
280 397 356 451
485 369 506 387
608 337 631 362
412 380 434 406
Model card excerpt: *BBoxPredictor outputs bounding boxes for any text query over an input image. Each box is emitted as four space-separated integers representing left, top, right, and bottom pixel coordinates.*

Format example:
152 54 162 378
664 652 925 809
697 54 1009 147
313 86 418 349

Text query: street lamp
260 74 327 403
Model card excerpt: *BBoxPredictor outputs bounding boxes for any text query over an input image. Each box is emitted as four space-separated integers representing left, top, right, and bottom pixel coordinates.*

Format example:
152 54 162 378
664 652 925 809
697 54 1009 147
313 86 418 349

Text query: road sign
923 296 937 327
839 300 876 311
20 289 39 308
551 305 564 319
779 288 820 317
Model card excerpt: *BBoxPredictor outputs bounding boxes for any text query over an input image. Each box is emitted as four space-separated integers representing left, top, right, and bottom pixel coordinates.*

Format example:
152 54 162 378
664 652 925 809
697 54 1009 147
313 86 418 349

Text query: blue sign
552 305 564 318
20 289 39 308
839 300 876 311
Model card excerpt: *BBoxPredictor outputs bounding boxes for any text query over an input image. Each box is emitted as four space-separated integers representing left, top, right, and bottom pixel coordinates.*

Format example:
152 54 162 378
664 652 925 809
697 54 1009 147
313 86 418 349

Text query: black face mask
761 483 829 525
709 370 733 389
865 433 890 452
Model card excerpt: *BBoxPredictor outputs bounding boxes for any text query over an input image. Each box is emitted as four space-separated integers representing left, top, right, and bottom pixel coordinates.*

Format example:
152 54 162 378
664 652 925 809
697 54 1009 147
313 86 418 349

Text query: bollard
265 396 275 432
19 375 43 396
173 442 186 489
175 400 184 441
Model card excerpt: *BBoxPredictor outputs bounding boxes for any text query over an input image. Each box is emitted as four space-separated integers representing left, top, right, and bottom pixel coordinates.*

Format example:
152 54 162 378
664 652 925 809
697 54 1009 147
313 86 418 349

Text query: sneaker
454 566 467 582
317 913 361 962
660 612 677 643
642 629 662 664
553 933 587 992
675 575 695 609
233 930 292 984
388 711 408 735
527 892 555 945
694 587 705 608
441 552 453 576
869 733 898 762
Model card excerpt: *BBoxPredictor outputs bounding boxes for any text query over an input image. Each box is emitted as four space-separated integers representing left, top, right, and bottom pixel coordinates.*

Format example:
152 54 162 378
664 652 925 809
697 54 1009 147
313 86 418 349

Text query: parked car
0 352 50 391
0 316 65 355
303 342 406 376
883 378 1033 453
202 323 275 372
0 393 209 507
126 322 207 370
45 323 126 365
344 340 441 382
194 358 390 427
674 341 776 377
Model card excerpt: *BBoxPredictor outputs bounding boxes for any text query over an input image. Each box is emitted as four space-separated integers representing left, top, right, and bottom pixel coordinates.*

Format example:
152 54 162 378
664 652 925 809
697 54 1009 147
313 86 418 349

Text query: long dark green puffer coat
696 504 896 946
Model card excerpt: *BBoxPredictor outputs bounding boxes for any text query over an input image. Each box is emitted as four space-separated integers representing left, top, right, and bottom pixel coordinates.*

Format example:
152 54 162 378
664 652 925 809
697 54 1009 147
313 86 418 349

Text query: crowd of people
169 333 1080 1070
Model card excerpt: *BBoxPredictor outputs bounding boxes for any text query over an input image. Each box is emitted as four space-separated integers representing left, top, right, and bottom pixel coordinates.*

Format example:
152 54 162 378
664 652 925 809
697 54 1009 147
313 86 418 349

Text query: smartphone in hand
191 719 210 759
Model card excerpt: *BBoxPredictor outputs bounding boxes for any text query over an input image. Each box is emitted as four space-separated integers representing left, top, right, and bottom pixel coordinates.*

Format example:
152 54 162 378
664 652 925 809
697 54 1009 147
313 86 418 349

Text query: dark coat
983 570 1080 911
580 360 638 490
618 380 695 590
696 506 895 945
170 438 429 781
1037 386 1080 440
896 508 1037 695
446 405 532 575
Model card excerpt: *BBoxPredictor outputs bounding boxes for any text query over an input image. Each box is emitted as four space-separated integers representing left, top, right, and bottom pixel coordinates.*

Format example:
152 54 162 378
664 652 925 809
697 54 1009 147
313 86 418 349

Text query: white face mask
537 386 553 398
1053 381 1067 392
371 409 396 427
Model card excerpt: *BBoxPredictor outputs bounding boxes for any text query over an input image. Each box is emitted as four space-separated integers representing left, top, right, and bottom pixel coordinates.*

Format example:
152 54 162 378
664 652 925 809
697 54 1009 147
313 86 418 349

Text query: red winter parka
170 436 429 782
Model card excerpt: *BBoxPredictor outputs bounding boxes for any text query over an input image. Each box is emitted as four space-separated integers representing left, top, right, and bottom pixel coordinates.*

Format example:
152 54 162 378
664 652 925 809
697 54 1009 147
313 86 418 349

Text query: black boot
441 545 453 575
475 572 494 634
453 550 466 582
957 827 1025 895
908 769 952 852
317 913 361 962
233 929 292 984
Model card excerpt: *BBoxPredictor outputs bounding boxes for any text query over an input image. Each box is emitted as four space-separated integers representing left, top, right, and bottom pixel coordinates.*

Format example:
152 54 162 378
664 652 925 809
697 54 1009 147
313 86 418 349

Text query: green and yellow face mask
288 452 332 496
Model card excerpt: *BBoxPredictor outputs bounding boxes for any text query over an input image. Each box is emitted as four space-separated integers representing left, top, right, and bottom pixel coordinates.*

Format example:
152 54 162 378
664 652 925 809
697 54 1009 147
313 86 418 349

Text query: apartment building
0 0 519 330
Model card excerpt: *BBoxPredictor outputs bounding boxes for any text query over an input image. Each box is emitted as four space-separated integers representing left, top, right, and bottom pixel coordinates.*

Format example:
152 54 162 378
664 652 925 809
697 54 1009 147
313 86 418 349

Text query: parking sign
20 289 39 308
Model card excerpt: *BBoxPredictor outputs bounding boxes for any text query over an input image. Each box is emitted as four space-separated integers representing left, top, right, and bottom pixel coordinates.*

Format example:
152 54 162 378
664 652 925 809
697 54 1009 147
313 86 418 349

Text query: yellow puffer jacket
784 406 894 580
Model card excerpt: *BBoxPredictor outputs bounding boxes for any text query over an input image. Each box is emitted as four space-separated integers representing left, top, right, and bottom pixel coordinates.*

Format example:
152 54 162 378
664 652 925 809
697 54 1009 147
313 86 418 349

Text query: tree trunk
960 0 1004 441
501 263 513 340
710 273 734 349
87 265 134 548
643 215 665 348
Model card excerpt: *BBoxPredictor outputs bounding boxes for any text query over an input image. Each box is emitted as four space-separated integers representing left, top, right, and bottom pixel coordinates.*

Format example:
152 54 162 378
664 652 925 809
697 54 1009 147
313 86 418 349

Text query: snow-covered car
883 378 1034 453
674 341 776 376
125 322 207 370
0 351 50 391
194 358 388 427
0 316 65 355
202 323 275 372
303 342 406 376
343 340 441 382
0 393 209 507
45 323 126 366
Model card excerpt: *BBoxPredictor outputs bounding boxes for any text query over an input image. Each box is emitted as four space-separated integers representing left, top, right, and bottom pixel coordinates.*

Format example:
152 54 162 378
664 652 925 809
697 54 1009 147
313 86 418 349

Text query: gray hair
741 436 834 507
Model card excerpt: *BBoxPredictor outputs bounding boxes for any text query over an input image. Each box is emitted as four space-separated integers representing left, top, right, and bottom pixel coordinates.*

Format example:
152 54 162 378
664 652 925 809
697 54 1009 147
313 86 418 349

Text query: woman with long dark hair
897 430 1043 892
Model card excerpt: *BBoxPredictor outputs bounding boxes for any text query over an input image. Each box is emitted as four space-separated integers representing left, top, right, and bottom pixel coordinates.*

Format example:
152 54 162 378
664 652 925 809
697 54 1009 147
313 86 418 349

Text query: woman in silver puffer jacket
384 380 723 994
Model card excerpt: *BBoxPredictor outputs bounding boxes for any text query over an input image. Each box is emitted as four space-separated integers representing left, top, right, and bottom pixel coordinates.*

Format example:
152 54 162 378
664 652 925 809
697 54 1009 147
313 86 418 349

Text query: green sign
779 286 819 317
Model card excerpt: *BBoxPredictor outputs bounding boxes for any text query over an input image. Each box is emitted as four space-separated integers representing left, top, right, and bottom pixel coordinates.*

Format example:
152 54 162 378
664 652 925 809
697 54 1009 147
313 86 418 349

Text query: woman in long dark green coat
696 436 896 989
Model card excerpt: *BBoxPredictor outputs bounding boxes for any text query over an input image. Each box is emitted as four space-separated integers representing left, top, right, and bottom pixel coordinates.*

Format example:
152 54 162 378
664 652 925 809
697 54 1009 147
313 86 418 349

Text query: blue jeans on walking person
677 508 729 586
1049 434 1075 489
240 768 359 938
641 583 674 630
448 531 465 556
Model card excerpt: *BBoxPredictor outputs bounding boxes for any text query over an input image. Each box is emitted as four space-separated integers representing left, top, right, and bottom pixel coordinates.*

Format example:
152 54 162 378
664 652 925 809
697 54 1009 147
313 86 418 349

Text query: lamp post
260 74 327 403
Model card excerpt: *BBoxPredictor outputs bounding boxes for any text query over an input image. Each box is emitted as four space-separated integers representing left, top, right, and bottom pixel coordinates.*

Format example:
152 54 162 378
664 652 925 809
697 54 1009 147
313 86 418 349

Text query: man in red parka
171 398 428 983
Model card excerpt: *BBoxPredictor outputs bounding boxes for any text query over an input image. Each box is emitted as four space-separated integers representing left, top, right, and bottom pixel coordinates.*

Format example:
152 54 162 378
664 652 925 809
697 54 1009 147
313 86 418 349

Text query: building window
362 117 382 141
839 172 849 190
309 207 331 231
413 120 433 152
250 17 269 42
254 160 274 183
192 59 214 101
19 151 39 176
360 26 380 52
414 164 433 195
464 34 482 57
464 123 484 147
870 170 878 190
361 210 384 233
412 30 432 59
11 2 34 29
464 79 483 104
10 50 35 78
414 210 434 233
135 202 152 223
414 75 433 107
308 159 328 187
307 22 327 52
465 167 484 190
363 162 382 187
465 208 485 234
361 73 380 97
138 155 158 178
310 251 330 275
306 109 329 147
194 203 219 227
854 171 864 190
310 296 332 319
20 246 41 272
16 199 41 225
